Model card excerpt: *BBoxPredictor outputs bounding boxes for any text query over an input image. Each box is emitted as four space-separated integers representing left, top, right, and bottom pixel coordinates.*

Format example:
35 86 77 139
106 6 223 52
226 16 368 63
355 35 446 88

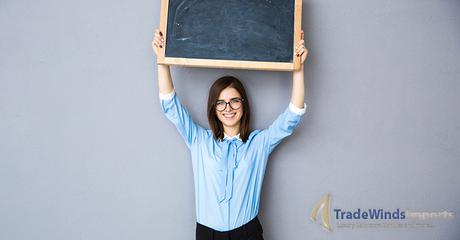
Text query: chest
196 137 267 172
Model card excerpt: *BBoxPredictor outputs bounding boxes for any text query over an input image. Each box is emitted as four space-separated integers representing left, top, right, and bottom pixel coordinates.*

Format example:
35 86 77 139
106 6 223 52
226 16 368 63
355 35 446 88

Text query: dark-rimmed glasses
215 98 244 112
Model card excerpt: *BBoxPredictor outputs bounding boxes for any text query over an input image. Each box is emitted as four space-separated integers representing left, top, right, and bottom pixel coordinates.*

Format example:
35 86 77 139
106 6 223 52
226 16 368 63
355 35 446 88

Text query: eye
230 98 242 104
216 100 226 106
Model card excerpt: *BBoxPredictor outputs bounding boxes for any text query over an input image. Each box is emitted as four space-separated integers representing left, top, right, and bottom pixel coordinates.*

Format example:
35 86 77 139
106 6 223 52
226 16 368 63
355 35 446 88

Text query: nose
224 104 232 112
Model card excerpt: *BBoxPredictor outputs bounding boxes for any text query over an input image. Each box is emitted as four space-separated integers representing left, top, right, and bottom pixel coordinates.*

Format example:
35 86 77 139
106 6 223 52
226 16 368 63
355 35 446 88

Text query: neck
224 125 240 137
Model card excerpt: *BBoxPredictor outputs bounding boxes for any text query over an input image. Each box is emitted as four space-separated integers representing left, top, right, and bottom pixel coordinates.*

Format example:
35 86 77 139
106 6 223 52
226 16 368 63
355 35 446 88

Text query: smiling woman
207 76 250 141
152 25 308 240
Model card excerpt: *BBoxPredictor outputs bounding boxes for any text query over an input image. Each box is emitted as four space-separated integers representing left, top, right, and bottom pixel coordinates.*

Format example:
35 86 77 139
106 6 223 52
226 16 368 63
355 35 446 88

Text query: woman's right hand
151 28 165 56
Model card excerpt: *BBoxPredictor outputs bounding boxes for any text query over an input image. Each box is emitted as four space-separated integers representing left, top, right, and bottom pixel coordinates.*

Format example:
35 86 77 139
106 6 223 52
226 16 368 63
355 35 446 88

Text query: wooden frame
157 0 302 71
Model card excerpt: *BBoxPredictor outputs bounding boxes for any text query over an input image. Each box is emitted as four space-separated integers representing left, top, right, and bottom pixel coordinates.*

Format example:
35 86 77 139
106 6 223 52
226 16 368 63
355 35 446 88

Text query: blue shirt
159 91 306 231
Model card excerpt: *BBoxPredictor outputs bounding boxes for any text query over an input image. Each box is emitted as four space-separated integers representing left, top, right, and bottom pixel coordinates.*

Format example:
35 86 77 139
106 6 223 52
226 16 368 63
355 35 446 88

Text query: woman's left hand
295 30 308 64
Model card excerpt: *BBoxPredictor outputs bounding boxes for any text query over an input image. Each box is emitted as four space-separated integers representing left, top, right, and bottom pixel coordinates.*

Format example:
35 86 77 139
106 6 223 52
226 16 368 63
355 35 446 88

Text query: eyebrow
216 97 241 101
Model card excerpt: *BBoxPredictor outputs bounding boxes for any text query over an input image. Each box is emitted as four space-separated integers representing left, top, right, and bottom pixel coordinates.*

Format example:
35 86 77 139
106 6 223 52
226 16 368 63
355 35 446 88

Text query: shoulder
198 129 214 142
250 129 263 136
205 129 213 136
247 129 264 141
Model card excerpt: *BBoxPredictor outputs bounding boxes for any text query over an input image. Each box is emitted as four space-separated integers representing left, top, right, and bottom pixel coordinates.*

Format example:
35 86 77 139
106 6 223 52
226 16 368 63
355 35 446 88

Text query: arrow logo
310 194 333 232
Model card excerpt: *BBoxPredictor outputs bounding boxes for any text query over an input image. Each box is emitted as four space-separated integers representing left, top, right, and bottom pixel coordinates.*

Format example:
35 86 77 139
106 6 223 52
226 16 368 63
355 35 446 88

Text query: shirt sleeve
159 90 206 148
263 102 307 154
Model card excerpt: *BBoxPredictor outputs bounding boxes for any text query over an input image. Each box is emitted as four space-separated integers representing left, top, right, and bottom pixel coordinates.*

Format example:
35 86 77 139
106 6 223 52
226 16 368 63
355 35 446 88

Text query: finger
295 47 302 55
295 42 304 50
155 41 163 48
154 29 164 38
153 37 164 47
295 45 302 52
300 50 307 58
153 39 163 48
296 46 305 54
296 49 303 56
154 36 164 44
301 30 304 40
154 33 165 42
154 36 165 45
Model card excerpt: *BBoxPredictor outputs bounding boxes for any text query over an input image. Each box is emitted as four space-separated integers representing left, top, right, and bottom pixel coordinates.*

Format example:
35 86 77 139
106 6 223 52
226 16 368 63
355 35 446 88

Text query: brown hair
207 76 251 142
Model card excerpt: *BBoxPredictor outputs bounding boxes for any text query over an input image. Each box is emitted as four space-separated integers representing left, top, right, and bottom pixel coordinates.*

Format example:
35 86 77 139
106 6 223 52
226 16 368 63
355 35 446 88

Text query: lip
222 112 236 119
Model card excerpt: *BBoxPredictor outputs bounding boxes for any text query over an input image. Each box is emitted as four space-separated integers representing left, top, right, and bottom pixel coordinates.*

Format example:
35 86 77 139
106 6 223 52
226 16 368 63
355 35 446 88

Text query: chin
223 121 239 128
219 117 241 128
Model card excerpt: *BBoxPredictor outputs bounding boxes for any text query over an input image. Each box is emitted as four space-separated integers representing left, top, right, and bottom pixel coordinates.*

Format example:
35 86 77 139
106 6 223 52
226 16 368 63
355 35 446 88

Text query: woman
152 28 308 240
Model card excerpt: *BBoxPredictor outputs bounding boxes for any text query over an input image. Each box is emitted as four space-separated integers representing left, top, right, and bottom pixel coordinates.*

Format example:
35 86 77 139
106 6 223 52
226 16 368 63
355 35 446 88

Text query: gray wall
1 0 459 239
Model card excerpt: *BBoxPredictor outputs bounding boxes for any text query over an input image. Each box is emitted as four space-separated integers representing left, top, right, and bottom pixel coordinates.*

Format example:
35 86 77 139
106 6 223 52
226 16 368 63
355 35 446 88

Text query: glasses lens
229 99 242 110
216 101 226 111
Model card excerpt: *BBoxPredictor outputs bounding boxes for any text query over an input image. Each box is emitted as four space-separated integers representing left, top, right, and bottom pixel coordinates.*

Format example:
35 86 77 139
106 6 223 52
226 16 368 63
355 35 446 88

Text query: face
215 87 244 130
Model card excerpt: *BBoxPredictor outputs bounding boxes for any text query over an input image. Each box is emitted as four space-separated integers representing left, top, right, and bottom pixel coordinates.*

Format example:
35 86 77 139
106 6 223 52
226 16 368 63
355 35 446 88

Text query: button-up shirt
159 90 306 231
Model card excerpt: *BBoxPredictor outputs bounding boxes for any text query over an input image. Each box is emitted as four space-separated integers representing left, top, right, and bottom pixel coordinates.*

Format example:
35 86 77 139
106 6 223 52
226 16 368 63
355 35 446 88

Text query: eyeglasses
215 98 244 112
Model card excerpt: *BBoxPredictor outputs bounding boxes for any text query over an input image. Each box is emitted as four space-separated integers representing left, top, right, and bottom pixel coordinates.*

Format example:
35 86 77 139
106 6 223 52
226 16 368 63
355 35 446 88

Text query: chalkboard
157 0 302 71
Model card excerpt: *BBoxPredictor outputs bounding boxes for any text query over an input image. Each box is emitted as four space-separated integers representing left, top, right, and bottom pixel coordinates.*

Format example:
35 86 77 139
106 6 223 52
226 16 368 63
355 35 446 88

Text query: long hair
207 76 251 142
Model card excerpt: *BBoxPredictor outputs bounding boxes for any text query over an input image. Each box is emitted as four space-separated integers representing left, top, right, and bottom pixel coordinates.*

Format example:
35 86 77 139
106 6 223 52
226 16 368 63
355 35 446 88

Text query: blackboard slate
165 0 295 62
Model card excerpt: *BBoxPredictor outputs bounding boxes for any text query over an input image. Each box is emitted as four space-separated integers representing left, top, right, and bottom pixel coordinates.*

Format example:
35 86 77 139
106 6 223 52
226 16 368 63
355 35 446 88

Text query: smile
222 113 236 119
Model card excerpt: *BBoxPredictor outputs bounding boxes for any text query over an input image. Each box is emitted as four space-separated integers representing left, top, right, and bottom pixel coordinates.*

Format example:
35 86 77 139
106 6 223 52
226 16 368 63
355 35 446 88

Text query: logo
310 194 332 232
309 194 455 232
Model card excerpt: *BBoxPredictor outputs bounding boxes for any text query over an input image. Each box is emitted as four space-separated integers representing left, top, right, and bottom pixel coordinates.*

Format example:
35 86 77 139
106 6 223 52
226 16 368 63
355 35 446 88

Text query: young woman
152 28 308 240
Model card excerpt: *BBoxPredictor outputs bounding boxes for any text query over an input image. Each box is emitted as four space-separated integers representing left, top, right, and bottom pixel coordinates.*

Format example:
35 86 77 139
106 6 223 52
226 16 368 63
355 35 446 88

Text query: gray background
1 0 459 239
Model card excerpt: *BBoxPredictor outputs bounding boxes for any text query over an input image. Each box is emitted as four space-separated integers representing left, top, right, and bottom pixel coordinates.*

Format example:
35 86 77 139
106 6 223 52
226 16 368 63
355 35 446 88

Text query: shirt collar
224 133 241 141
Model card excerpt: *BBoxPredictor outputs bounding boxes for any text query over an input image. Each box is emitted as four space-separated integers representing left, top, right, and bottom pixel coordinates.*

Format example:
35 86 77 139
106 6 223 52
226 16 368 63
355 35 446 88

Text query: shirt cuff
289 102 307 115
159 89 175 100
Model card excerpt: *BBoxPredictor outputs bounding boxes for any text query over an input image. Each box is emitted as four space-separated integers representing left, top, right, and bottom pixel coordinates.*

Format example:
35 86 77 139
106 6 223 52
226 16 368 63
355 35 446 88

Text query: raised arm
262 31 309 154
151 28 206 148
291 30 308 109
152 28 174 95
